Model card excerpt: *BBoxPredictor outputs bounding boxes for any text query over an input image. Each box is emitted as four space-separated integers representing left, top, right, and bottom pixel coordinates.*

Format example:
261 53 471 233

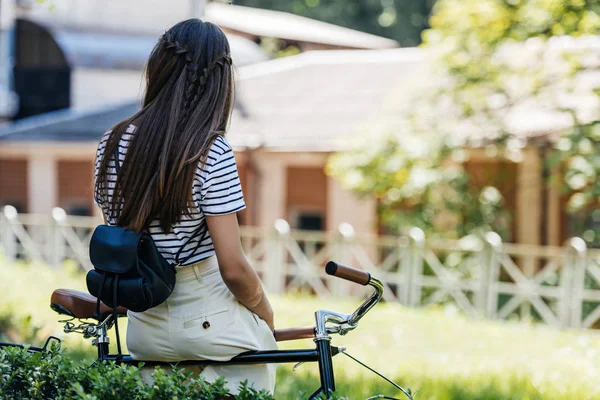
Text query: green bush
0 346 273 400
5 263 600 398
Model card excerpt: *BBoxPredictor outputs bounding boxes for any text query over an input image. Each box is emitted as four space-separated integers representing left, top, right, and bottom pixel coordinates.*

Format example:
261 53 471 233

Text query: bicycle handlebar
325 261 370 286
275 261 383 341
274 327 315 342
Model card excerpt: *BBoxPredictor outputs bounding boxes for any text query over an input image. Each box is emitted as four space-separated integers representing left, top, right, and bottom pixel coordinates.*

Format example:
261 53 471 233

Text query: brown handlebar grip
325 261 370 286
274 327 316 342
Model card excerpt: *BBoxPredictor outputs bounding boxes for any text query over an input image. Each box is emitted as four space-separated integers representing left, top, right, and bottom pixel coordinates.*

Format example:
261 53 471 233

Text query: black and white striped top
93 124 246 267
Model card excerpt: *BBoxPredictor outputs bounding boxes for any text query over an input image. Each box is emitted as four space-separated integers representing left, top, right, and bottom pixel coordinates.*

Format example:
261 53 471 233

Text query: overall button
203 321 210 329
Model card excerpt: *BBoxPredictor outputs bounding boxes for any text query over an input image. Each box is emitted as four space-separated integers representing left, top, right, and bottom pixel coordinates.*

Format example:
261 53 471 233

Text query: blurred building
0 44 589 247
0 1 591 247
203 2 399 51
0 48 412 233
0 0 398 228
5 0 398 117
0 0 19 120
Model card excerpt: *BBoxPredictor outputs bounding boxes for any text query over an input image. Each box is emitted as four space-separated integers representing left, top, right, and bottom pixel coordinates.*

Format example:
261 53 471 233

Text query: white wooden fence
1 205 600 330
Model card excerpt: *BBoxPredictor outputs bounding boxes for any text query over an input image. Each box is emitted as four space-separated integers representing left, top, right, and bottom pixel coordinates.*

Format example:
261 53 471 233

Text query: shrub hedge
0 345 276 400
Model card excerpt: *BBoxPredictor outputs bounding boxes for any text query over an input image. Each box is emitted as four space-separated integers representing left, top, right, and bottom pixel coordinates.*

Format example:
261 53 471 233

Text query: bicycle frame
99 275 384 399
1 264 384 400
0 336 61 353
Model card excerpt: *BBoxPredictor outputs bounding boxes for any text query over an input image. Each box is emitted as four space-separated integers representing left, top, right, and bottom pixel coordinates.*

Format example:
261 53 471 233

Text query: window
65 204 92 217
285 166 327 229
297 213 324 231
289 210 326 255
290 210 325 231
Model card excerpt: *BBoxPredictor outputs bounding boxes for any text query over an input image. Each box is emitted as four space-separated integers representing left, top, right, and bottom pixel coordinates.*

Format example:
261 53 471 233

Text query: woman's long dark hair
96 19 235 232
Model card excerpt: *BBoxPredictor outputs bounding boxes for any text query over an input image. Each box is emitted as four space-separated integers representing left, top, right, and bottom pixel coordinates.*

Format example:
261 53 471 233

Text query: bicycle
1 261 413 400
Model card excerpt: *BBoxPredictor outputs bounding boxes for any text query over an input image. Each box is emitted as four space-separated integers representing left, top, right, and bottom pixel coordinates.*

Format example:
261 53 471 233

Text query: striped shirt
93 124 246 267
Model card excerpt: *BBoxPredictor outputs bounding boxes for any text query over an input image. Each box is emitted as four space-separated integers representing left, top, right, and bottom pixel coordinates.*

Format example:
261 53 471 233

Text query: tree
227 0 435 46
328 0 600 243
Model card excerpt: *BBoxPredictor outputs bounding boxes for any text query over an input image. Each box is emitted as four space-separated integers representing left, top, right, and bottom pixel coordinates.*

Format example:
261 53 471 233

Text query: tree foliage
228 0 435 46
327 133 512 239
328 0 600 242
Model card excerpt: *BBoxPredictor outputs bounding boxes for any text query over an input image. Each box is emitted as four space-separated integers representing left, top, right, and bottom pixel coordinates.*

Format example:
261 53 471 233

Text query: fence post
564 237 587 329
264 219 288 295
480 232 502 319
408 227 425 307
2 206 18 264
49 208 67 268
398 235 411 305
520 253 537 323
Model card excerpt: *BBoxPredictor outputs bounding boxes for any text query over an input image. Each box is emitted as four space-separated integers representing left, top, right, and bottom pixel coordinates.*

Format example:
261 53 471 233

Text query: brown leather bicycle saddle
51 288 128 320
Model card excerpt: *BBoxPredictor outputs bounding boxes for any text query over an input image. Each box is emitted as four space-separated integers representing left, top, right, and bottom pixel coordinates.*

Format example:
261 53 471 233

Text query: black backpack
86 147 207 354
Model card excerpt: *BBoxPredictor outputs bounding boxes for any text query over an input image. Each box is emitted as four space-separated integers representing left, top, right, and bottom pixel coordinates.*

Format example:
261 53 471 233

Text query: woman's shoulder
99 124 137 147
197 135 236 177
208 135 233 157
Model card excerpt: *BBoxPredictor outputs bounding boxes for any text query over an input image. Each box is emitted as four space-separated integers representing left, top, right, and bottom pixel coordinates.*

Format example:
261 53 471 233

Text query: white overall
126 256 278 394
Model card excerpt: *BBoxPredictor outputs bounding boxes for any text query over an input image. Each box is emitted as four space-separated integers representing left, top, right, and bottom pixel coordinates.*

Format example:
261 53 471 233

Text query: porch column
516 147 542 246
327 177 377 234
547 166 562 246
256 155 286 227
27 155 57 214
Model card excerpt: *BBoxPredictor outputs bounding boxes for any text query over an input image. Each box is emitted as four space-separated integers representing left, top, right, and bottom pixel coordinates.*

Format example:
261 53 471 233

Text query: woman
93 19 277 394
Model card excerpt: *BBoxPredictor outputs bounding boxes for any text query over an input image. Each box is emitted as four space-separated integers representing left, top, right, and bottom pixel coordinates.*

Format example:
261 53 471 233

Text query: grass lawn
3 261 600 399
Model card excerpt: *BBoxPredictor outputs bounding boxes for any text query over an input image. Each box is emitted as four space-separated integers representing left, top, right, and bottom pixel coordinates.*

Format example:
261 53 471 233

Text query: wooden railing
1 206 599 329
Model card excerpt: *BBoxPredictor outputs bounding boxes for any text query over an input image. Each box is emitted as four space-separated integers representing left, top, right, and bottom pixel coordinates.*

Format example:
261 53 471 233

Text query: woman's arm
206 213 274 331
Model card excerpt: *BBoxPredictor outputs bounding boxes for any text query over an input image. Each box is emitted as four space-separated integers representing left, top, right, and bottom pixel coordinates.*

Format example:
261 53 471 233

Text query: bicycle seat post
92 317 112 361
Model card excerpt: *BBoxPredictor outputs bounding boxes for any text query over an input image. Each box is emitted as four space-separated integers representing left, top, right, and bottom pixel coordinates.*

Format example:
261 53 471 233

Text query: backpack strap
111 140 209 265
110 145 123 356
173 219 208 267
106 145 121 224
94 272 107 320
112 145 121 174
112 275 123 356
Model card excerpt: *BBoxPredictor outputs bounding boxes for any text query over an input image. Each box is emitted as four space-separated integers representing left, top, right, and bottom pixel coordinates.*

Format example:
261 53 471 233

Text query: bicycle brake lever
336 322 358 336
322 321 357 337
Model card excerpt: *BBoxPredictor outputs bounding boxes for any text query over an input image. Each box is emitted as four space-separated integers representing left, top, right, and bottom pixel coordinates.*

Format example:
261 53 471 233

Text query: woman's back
92 19 276 395
94 126 244 266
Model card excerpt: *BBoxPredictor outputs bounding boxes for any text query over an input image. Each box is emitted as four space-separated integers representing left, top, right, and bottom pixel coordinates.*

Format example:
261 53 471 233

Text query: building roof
205 3 399 50
3 43 596 150
43 21 269 70
19 0 398 51
0 48 422 150
0 102 140 142
227 49 424 151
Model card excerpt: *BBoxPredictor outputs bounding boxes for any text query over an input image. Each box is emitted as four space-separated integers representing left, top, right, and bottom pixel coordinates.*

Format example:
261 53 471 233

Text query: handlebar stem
314 276 384 339
314 310 353 340
348 277 384 326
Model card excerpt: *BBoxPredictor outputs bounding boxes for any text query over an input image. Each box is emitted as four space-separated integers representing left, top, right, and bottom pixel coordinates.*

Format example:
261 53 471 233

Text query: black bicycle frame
0 342 47 352
101 339 341 399
2 267 383 400
1 334 340 399
0 336 61 353
107 347 343 367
